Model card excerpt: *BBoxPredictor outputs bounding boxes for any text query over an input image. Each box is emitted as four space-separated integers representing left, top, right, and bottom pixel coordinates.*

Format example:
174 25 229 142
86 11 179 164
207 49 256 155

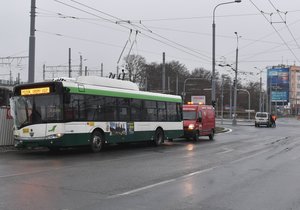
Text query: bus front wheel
154 128 164 146
90 131 104 153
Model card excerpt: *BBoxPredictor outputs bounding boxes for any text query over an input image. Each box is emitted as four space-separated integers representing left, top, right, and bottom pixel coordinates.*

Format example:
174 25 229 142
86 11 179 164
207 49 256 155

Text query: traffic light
212 100 216 107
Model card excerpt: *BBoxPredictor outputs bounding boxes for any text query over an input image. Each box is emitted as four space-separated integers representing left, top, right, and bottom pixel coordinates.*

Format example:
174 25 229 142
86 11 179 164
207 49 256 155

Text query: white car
255 112 271 127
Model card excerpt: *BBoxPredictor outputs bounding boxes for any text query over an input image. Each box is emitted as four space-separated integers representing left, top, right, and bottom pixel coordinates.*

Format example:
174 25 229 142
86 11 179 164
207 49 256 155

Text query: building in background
267 65 300 115
289 65 300 115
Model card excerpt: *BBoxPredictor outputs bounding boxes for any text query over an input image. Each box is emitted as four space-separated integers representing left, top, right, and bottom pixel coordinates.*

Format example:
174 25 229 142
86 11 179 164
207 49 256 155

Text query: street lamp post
255 67 264 112
238 89 251 120
212 0 241 108
220 75 231 124
221 76 224 124
232 31 240 125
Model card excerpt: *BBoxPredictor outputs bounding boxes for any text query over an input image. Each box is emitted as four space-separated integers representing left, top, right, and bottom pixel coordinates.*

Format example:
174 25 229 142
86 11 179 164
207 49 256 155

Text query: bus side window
166 102 177 121
143 100 157 121
130 99 142 121
103 97 117 121
118 98 130 121
157 101 167 121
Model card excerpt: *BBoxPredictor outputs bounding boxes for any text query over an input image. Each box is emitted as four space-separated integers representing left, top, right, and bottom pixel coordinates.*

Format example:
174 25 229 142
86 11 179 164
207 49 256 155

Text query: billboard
191 95 206 104
267 67 289 104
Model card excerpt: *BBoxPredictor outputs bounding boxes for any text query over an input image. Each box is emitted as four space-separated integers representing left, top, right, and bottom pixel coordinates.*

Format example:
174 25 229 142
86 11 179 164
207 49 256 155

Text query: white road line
108 167 216 199
217 148 234 154
108 179 176 199
181 167 215 178
108 147 273 199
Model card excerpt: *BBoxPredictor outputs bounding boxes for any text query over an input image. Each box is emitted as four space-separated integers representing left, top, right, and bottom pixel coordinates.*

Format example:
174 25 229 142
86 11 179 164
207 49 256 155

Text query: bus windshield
10 94 63 128
183 111 197 120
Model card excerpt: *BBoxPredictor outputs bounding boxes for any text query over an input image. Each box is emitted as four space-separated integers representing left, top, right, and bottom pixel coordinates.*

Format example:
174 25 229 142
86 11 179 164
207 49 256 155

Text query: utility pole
85 66 88 76
79 55 83 76
168 76 170 93
259 73 262 112
232 32 240 126
255 67 263 112
176 74 179 95
269 77 272 113
145 77 148 91
9 70 12 85
68 48 72 78
17 73 20 84
28 0 36 83
101 63 103 77
43 64 45 81
162 52 166 93
221 76 224 124
230 83 232 119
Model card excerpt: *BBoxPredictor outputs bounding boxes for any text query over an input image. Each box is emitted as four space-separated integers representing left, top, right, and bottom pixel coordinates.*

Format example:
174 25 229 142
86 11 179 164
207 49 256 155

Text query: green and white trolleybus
10 76 183 152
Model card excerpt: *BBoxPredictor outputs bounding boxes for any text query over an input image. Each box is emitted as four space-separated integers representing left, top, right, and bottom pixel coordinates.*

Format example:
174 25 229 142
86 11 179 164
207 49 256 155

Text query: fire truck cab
182 103 215 140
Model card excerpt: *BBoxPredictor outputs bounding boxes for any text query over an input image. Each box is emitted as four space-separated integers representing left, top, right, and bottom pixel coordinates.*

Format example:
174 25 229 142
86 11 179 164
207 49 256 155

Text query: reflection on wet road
1 118 300 210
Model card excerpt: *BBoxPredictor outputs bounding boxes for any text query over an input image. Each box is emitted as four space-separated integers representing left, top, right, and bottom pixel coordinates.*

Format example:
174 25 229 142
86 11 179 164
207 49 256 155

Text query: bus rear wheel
90 131 104 153
154 128 164 146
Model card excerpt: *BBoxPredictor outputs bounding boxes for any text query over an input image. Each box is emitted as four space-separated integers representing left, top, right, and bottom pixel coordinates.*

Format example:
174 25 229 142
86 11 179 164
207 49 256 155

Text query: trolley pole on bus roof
28 0 36 83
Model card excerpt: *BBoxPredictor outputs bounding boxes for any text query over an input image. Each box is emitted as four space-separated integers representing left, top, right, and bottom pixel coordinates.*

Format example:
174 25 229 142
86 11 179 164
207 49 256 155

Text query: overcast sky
2 0 300 86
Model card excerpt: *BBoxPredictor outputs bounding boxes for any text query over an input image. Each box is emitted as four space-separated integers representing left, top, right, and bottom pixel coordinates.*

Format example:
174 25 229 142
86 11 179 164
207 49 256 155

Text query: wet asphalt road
1 118 300 210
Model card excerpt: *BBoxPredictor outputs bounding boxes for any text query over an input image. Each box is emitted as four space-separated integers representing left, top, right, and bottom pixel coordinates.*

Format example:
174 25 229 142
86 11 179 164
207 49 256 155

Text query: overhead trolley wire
69 0 211 61
53 0 211 63
53 0 129 28
267 0 300 49
249 0 300 63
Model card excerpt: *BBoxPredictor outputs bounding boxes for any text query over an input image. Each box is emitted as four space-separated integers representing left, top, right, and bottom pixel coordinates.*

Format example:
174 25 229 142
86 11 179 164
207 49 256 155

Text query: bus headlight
46 133 64 139
188 124 195 130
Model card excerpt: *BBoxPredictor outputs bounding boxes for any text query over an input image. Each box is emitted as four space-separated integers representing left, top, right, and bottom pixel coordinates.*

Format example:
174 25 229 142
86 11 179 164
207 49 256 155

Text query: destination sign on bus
21 87 50 96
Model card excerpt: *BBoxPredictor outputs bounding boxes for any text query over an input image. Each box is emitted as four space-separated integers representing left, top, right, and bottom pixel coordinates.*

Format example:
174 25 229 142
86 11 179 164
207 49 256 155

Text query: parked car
182 104 215 140
255 112 271 127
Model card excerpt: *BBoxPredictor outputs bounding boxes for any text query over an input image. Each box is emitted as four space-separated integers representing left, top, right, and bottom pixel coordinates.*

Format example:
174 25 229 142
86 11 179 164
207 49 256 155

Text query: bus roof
62 76 182 103
15 76 182 103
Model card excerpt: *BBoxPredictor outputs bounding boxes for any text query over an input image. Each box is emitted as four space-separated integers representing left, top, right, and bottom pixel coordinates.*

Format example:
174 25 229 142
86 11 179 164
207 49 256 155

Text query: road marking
181 167 215 178
108 167 216 199
218 148 234 154
222 128 232 134
108 147 275 199
108 179 176 198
